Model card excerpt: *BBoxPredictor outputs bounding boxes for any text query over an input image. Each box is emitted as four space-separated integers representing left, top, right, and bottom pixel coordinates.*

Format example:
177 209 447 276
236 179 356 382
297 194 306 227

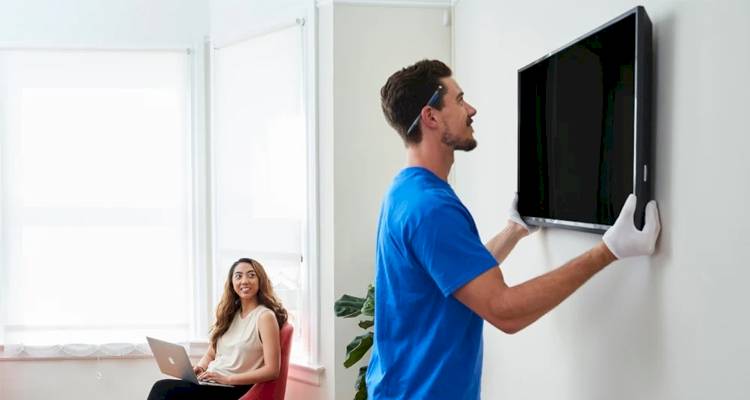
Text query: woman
148 258 288 400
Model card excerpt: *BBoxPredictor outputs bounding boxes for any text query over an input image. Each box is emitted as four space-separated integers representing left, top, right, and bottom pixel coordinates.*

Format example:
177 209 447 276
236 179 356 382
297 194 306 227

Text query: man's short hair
381 59 452 144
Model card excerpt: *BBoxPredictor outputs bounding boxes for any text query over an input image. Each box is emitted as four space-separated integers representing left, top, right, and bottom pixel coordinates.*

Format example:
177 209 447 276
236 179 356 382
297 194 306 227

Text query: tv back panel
517 6 653 233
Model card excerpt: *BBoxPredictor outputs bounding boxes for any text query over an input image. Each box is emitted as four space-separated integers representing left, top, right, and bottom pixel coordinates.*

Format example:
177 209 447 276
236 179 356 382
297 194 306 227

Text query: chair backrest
239 322 294 400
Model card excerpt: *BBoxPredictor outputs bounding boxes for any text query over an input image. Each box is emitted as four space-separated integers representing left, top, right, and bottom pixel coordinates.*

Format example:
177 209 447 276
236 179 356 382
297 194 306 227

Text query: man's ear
421 106 440 131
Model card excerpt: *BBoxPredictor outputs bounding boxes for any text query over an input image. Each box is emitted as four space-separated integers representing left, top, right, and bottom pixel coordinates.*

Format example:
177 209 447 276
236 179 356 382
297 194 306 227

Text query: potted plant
334 284 374 400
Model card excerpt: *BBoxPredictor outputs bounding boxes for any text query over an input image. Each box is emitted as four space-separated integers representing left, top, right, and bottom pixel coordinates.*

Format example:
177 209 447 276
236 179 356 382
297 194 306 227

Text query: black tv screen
517 6 653 233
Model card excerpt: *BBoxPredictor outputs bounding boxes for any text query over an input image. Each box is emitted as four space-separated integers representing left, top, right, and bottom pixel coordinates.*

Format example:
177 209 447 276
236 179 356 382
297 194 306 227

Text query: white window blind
0 49 192 349
213 24 310 362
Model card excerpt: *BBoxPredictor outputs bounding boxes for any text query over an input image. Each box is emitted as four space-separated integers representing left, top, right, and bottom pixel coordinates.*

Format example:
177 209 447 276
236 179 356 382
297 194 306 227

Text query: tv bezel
516 5 653 234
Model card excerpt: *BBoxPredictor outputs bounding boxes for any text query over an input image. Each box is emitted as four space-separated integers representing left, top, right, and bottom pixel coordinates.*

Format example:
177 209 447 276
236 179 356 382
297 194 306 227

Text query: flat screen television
517 6 653 233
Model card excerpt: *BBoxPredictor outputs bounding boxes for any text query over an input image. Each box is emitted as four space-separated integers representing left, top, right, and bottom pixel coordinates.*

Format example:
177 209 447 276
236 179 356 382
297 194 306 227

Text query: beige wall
452 0 750 399
326 4 451 399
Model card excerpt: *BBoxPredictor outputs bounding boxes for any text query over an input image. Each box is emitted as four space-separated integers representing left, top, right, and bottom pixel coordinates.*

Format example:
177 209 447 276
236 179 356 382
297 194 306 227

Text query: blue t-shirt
366 167 498 400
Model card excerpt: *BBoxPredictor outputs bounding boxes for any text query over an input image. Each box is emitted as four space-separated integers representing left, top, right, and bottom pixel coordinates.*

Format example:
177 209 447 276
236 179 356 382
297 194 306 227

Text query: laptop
146 336 234 387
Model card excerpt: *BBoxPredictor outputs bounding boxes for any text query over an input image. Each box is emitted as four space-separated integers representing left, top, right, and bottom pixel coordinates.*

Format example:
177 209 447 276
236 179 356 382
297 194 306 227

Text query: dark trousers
147 378 252 400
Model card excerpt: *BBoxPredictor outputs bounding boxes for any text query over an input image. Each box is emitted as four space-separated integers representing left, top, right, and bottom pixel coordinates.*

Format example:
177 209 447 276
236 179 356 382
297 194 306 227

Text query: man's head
381 59 477 151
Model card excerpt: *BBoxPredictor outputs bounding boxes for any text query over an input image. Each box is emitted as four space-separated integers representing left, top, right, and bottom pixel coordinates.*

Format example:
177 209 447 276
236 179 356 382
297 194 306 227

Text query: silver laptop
146 336 234 387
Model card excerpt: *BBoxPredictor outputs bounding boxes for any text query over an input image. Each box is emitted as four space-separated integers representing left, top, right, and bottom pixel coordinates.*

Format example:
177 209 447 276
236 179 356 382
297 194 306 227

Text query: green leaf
344 332 373 368
336 285 375 399
335 294 366 318
354 366 368 400
361 284 375 317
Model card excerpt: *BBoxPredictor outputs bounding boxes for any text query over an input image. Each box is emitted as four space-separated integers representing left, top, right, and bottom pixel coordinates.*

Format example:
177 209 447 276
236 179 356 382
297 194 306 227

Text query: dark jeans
147 378 252 400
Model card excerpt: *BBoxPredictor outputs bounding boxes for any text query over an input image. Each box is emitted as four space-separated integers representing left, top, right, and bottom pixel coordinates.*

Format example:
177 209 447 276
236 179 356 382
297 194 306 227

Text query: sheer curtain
213 24 309 362
0 49 192 357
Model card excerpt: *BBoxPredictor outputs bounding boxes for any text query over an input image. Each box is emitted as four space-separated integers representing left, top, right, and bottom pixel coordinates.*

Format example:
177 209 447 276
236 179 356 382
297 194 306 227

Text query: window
212 23 314 364
0 25 319 370
0 50 192 348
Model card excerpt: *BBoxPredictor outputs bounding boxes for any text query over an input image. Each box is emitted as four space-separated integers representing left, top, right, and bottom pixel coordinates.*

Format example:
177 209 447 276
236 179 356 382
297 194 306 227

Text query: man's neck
406 142 453 181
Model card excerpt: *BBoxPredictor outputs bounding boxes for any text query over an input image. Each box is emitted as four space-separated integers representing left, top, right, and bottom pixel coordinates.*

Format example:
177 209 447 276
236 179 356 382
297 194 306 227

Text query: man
366 60 660 399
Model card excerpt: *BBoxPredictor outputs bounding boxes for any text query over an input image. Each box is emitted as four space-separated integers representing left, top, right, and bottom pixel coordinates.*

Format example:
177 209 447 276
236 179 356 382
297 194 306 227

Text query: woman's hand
197 370 232 385
193 365 206 375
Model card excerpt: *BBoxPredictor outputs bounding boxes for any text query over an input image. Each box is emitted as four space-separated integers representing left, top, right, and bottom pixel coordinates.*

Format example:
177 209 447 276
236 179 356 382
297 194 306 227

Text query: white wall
323 3 451 399
0 358 180 399
0 1 209 399
452 0 750 399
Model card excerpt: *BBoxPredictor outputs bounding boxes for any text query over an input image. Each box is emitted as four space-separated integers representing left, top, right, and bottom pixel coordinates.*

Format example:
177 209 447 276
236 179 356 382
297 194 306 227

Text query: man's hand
603 194 661 258
509 193 539 235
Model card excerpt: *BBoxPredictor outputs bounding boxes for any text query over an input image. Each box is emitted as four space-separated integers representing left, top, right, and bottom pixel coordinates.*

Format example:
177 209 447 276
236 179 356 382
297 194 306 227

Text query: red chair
239 323 294 400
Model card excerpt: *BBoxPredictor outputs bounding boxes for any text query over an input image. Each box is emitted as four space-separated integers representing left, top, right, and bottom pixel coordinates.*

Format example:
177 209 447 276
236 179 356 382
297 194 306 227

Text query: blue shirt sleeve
410 201 498 297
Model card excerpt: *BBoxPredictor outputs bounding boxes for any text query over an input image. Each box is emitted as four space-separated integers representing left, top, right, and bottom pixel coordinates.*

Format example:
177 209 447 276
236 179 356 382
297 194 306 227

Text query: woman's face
232 262 259 301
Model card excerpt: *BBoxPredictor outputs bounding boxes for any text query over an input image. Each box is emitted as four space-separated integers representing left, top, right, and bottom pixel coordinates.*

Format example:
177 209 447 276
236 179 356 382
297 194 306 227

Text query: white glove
509 193 539 234
603 194 661 259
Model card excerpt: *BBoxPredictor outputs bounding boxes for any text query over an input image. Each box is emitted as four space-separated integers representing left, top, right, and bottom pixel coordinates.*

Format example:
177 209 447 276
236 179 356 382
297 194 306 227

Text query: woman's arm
193 342 216 375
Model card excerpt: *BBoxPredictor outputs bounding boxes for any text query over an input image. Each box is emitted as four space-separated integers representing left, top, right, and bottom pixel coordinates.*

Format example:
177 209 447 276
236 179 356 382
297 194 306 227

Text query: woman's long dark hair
209 258 288 350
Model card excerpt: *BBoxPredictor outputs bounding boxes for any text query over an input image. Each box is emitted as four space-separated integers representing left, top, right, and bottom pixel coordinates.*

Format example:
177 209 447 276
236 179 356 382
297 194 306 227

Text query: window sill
288 361 324 386
0 343 325 386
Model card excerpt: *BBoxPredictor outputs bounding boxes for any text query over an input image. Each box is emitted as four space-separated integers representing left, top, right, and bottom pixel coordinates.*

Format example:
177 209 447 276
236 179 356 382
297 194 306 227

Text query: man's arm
454 242 615 334
484 221 529 262
458 194 660 334
485 193 538 262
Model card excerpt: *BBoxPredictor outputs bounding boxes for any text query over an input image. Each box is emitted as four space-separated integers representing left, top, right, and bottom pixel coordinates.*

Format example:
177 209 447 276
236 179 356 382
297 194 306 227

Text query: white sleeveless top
207 305 272 375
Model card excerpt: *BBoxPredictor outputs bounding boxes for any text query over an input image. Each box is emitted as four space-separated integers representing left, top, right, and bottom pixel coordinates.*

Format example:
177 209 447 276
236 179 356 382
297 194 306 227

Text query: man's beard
442 128 477 151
